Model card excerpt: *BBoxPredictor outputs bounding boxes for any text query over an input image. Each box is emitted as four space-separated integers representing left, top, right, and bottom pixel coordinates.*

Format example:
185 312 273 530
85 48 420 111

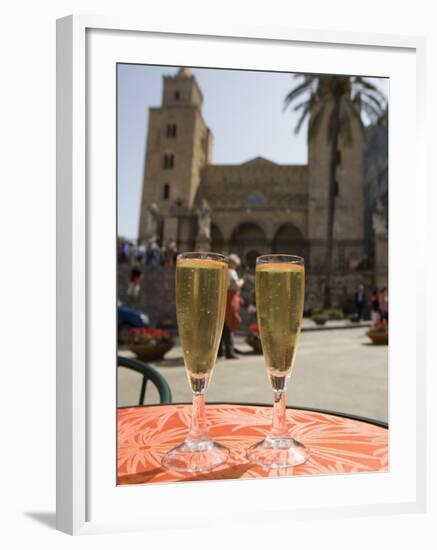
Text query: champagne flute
163 252 230 472
247 254 309 468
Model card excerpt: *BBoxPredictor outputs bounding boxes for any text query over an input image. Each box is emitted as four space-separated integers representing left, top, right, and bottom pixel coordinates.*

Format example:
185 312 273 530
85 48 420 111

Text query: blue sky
117 65 388 239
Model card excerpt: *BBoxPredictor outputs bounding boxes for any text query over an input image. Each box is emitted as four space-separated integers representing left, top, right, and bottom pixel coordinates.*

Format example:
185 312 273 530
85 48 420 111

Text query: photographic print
116 64 389 484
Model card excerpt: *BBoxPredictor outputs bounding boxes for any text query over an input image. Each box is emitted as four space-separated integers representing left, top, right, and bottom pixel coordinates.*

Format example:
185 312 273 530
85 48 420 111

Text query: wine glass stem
188 392 208 441
270 391 289 438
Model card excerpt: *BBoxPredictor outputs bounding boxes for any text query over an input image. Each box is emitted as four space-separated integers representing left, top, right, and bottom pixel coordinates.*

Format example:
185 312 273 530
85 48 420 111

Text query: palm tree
284 75 386 307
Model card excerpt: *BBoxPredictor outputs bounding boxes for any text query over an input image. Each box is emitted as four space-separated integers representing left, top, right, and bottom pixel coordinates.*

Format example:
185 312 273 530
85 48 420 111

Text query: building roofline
204 160 308 169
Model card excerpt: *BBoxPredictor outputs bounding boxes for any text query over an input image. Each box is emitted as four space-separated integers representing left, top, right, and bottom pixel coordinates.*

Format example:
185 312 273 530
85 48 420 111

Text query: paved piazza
118 325 388 423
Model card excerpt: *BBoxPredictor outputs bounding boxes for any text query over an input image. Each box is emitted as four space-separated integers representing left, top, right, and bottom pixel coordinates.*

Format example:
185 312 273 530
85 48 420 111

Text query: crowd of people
355 285 389 322
119 238 247 358
119 237 388 358
369 287 389 323
117 237 178 268
119 237 179 303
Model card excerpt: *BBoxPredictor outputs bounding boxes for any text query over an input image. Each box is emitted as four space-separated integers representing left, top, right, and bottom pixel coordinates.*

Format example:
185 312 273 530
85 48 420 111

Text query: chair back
117 356 172 405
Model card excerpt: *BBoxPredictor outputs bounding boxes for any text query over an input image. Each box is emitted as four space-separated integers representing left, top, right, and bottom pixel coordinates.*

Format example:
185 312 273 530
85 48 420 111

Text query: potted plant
246 324 262 354
366 320 388 345
325 308 344 321
312 314 328 325
128 327 174 361
311 308 329 326
311 309 329 325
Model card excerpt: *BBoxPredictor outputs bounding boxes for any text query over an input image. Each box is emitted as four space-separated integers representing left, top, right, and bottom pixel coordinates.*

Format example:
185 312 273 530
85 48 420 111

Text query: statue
197 199 211 240
372 199 387 238
144 202 159 241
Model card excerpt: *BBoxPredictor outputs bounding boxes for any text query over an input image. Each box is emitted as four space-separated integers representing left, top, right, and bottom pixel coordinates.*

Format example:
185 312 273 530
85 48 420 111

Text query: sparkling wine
256 262 305 387
247 255 309 469
176 257 228 392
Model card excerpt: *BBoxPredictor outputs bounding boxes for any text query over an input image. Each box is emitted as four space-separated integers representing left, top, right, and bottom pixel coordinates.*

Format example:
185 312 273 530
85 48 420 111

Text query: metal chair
117 356 172 405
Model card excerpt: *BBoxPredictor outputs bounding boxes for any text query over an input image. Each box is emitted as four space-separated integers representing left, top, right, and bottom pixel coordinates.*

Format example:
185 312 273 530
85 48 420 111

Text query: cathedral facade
139 68 371 308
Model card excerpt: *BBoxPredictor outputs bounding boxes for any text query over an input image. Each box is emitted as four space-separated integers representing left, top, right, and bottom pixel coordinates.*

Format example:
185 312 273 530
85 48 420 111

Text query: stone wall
118 263 374 334
118 264 177 327
306 271 374 313
202 158 308 207
240 269 374 316
374 236 388 290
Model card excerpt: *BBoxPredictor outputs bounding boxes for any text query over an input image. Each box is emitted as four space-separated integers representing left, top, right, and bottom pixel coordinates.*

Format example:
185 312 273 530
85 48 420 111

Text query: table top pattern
117 404 388 485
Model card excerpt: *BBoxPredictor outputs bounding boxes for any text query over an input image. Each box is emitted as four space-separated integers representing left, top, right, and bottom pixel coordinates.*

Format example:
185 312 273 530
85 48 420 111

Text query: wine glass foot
247 435 309 469
163 438 229 473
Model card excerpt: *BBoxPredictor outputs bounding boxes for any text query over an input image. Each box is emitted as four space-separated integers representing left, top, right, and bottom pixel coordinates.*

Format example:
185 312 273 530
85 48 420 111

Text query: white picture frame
56 14 427 536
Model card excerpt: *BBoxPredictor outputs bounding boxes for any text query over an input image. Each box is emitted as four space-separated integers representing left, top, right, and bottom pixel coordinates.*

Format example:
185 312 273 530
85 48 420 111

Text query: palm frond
361 100 384 123
360 91 386 114
293 99 311 112
283 76 315 111
294 103 311 135
353 77 387 104
284 74 386 142
353 76 382 90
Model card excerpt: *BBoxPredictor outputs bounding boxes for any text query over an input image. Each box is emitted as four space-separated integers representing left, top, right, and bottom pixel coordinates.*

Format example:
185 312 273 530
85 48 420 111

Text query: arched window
163 154 174 169
163 183 170 200
174 90 180 100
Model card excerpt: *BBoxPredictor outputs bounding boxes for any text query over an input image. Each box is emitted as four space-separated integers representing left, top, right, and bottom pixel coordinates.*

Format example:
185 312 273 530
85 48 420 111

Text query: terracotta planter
128 340 174 361
366 330 388 345
312 315 328 326
246 333 262 354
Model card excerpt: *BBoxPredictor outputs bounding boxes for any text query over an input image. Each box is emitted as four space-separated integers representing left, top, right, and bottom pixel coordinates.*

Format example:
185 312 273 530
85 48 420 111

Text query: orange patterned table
117 404 388 485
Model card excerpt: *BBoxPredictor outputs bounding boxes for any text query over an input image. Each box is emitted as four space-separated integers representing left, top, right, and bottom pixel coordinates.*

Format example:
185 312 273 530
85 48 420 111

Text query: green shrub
311 308 343 320
324 308 344 320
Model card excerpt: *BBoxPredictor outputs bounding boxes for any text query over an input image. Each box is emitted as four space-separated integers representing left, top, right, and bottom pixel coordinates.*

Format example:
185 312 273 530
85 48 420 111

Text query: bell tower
138 68 213 245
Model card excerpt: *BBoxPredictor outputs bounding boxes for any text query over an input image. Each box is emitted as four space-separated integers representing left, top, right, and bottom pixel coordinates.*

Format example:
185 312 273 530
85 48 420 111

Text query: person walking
123 240 132 264
136 240 146 264
145 238 160 266
220 253 244 359
127 265 142 300
379 287 388 322
117 239 125 264
165 239 178 268
369 288 380 323
354 284 366 321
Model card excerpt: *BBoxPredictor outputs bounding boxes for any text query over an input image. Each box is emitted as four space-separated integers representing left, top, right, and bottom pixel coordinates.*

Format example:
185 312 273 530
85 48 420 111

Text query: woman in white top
219 253 244 359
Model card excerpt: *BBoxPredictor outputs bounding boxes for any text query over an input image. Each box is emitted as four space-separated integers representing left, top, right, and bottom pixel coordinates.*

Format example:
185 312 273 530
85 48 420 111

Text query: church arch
272 223 306 258
230 222 269 268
